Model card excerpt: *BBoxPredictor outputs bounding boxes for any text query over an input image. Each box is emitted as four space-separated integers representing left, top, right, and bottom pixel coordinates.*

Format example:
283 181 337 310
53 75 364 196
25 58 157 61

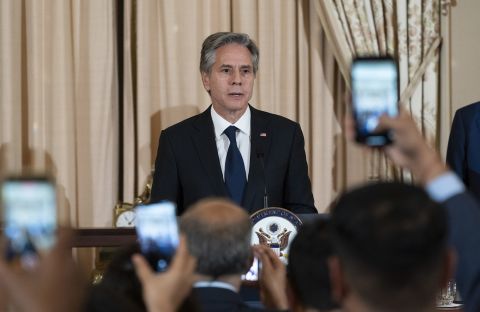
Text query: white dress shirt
211 106 251 181
193 281 238 292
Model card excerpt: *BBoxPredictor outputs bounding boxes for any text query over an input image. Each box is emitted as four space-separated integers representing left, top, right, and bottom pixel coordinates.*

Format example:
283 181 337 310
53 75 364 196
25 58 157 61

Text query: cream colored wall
440 2 480 156
450 2 480 110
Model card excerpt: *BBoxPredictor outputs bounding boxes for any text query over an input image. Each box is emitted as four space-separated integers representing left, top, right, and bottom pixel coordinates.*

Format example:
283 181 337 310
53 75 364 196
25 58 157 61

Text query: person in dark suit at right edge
446 101 480 201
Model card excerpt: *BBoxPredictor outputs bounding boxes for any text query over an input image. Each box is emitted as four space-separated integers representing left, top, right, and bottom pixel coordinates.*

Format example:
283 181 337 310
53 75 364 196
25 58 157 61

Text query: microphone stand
257 149 269 209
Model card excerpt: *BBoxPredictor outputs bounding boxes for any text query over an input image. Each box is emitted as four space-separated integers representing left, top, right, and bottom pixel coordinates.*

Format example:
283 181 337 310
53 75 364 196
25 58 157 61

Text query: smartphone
351 56 399 146
0 176 57 267
242 256 261 282
135 201 179 272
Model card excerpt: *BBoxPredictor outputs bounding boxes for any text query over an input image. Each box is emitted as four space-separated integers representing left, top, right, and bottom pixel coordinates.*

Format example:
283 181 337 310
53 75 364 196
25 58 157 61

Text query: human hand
345 108 447 185
376 109 447 184
0 228 86 312
132 235 196 312
253 244 289 310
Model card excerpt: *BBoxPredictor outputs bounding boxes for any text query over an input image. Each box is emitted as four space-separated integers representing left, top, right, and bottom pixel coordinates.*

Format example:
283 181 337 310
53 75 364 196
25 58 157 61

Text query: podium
72 228 137 248
71 214 324 248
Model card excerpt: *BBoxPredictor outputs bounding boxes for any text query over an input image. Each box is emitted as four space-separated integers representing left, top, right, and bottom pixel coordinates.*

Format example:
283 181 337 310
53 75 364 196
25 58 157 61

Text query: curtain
316 0 441 181
0 0 118 227
122 0 230 204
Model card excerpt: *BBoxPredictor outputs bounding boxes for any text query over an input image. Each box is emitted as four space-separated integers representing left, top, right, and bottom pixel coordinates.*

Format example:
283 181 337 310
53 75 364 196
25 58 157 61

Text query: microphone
256 143 269 209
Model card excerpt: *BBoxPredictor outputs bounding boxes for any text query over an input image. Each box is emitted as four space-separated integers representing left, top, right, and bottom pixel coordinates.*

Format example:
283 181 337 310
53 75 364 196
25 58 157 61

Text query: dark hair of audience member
287 218 339 311
84 244 145 312
84 244 198 312
330 182 448 311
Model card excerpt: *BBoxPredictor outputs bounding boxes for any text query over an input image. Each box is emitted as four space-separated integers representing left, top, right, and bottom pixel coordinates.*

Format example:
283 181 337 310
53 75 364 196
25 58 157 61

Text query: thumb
132 254 153 283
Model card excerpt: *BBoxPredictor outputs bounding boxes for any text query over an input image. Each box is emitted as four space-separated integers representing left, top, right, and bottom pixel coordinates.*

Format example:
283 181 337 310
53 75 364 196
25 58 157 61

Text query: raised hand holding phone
135 201 179 272
132 235 196 312
0 176 57 269
351 56 399 146
253 244 289 310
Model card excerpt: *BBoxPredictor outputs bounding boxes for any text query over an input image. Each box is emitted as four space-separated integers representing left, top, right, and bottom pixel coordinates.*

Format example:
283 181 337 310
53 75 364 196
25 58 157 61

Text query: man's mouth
228 92 244 97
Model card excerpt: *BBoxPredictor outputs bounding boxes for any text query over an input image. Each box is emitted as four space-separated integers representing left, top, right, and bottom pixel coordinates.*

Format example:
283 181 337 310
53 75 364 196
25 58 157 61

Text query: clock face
115 210 136 228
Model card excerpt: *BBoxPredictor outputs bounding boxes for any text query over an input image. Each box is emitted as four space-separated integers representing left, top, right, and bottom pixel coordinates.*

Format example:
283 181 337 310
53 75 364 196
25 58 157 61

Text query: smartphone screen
135 201 179 272
242 256 260 281
0 176 57 267
351 57 399 146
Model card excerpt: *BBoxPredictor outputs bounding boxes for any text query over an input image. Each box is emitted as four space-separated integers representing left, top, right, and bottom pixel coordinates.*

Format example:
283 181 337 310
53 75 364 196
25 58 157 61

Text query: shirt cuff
425 171 465 202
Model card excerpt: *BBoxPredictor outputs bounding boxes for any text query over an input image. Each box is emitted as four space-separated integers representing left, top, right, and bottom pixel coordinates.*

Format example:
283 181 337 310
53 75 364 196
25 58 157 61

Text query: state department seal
250 207 302 263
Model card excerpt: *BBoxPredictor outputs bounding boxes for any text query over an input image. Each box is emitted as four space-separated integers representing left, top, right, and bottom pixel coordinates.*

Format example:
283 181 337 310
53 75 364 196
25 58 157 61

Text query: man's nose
231 69 242 85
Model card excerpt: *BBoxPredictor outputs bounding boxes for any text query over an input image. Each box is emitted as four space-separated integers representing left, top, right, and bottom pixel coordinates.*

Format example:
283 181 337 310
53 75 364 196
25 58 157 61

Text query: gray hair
180 199 253 277
200 32 259 74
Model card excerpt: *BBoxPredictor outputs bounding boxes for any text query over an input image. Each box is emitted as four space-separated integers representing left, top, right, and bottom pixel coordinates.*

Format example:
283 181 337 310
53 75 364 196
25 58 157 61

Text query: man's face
201 43 255 119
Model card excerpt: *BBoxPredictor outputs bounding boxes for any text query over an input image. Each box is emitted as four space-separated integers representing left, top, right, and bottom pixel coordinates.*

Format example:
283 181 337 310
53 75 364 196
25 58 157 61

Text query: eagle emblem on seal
255 222 291 256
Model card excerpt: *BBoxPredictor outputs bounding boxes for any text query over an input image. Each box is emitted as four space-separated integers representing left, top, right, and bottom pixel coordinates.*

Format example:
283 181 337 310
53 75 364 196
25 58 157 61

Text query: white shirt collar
211 106 251 138
193 281 237 293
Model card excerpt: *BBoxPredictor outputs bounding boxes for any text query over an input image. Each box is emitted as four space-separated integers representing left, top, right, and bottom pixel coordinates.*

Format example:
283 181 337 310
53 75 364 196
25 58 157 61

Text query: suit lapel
192 107 228 197
243 106 272 212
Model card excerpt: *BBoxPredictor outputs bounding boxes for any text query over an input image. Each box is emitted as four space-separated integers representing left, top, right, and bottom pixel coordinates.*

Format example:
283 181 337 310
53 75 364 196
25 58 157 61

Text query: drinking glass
437 280 456 306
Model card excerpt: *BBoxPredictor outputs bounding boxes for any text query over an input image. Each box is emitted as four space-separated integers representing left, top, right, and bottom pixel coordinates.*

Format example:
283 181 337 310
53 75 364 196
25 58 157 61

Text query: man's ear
201 72 211 93
440 247 457 288
328 256 348 304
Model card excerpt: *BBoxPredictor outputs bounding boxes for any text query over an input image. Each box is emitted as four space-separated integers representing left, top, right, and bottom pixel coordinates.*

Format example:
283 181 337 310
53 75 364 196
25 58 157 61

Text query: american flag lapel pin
260 132 267 137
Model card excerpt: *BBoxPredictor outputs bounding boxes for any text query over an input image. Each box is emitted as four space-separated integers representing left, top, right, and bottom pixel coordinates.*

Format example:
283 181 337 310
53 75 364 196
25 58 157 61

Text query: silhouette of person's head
180 198 253 278
329 182 453 312
287 218 339 311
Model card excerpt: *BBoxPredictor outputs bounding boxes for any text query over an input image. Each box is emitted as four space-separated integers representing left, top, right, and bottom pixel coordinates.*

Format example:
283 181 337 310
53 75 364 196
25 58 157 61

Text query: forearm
261 289 289 311
410 144 448 186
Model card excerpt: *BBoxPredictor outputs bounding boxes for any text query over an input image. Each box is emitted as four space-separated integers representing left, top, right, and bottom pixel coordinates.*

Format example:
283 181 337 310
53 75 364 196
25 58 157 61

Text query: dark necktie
224 126 247 205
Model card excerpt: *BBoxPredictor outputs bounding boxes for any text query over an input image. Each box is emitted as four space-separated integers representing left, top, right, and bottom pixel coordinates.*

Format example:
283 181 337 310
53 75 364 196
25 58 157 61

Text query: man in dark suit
446 102 480 201
150 32 316 215
180 198 288 312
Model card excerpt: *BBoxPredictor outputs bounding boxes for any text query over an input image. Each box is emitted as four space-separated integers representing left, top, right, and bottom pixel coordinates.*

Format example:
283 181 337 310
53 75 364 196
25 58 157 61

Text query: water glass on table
437 280 457 306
